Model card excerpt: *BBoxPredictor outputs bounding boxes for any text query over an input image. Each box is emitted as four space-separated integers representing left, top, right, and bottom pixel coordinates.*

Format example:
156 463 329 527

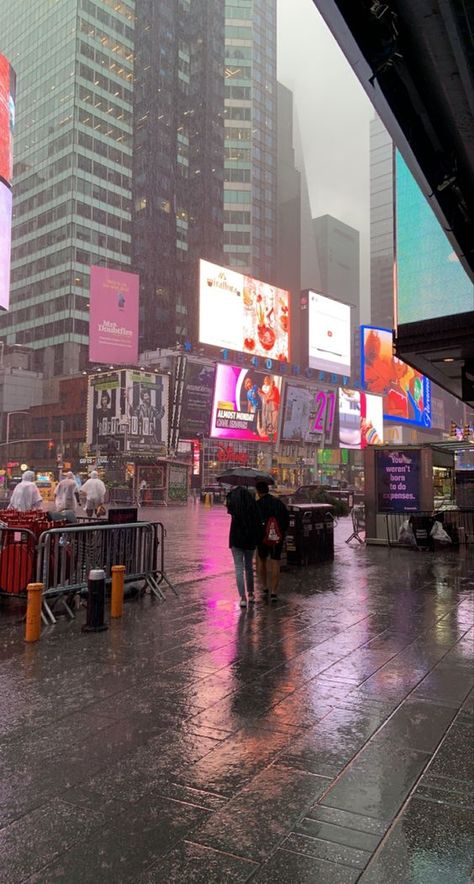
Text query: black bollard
82 569 108 633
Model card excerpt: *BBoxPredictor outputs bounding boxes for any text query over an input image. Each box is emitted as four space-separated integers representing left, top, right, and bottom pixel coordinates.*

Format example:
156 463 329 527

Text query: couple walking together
227 481 289 607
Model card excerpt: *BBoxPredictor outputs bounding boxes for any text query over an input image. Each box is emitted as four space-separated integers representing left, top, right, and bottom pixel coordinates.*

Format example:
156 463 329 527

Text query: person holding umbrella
226 484 264 608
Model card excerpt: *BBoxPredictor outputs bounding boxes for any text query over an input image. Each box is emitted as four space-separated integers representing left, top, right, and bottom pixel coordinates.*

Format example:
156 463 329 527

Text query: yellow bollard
204 492 212 508
111 565 126 618
25 582 44 643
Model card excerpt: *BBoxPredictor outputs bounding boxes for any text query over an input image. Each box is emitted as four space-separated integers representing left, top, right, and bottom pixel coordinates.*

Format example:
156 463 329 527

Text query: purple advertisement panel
89 265 139 365
210 363 282 443
0 181 12 310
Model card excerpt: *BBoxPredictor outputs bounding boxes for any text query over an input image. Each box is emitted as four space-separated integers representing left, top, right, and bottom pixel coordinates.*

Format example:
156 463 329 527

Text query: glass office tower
0 0 134 376
224 0 278 282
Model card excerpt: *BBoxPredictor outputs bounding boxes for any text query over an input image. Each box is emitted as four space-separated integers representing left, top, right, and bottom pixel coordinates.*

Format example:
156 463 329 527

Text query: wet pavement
0 502 473 883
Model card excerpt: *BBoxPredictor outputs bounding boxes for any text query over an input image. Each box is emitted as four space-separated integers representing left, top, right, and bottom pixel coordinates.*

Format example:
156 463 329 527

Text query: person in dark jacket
256 481 289 601
226 485 263 608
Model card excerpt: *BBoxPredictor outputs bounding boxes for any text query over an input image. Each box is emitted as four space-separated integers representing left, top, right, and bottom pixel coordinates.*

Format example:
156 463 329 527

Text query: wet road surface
0 502 473 882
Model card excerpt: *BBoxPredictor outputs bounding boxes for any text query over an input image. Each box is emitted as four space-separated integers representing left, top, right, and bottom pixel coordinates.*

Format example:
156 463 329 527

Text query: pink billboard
89 266 139 365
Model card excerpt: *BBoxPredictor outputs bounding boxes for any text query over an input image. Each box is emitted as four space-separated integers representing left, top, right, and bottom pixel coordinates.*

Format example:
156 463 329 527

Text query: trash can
286 504 334 566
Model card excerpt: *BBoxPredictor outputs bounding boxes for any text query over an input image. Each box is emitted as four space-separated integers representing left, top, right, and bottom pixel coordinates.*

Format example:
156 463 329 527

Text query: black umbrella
216 467 275 487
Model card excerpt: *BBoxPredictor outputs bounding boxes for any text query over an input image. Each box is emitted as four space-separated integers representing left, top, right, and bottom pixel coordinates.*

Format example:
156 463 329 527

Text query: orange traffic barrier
25 582 44 643
111 565 126 618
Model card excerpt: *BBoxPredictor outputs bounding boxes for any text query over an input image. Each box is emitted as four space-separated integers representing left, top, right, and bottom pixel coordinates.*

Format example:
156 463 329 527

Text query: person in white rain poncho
79 470 106 518
8 471 43 512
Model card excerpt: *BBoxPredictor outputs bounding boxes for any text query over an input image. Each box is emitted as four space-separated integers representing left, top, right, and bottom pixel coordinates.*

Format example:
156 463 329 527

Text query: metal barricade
0 526 37 597
106 487 138 507
36 520 176 624
345 504 365 544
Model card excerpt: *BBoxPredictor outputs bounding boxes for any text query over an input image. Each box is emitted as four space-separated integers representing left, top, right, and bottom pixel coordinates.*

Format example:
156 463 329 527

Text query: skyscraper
132 0 225 352
370 115 394 330
223 0 278 282
0 0 135 377
313 213 360 380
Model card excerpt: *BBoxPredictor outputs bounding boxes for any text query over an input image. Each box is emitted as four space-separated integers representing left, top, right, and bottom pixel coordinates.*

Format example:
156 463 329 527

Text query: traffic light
462 423 470 440
449 421 457 437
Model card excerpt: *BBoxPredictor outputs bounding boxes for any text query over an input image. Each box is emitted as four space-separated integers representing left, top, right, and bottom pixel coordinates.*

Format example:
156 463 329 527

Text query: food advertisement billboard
281 383 337 445
396 151 473 324
338 388 384 449
210 363 282 443
361 325 431 428
0 181 12 310
179 361 216 438
0 53 16 186
89 266 139 365
87 370 169 453
199 259 290 361
308 291 351 376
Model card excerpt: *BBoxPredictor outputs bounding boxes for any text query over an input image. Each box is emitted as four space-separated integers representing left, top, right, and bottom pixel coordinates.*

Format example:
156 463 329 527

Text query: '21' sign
312 389 337 441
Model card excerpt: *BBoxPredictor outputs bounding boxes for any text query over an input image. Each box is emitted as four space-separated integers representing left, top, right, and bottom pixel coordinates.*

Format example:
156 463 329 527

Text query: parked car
280 484 350 516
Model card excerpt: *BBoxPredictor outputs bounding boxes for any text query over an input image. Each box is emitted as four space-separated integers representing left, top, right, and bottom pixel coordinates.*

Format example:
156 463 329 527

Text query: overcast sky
277 0 375 320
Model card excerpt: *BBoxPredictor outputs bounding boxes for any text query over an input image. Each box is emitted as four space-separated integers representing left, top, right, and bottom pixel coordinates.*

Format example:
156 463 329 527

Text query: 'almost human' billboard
210 363 282 443
89 266 139 365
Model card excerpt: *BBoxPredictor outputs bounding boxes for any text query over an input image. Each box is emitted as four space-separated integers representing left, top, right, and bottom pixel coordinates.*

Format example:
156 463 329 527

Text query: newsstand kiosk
364 445 455 545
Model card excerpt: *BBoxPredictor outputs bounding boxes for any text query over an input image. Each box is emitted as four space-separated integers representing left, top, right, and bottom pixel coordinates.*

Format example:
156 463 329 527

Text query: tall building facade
223 0 278 282
313 213 360 380
0 0 135 377
132 0 225 352
370 115 394 330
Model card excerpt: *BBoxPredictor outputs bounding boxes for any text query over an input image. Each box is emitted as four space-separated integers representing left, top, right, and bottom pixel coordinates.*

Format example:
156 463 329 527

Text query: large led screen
308 291 351 376
396 151 474 324
281 383 337 445
87 370 169 453
89 266 139 365
210 363 282 443
0 181 12 310
361 325 432 428
179 361 216 437
338 388 384 449
199 259 290 361
0 53 15 186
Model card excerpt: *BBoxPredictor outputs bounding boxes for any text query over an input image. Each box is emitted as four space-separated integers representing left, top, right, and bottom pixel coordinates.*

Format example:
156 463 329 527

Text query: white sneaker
239 597 247 608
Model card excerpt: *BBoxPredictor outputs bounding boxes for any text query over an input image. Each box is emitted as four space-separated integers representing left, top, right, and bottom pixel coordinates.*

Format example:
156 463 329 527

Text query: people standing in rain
79 470 106 518
54 471 79 523
256 480 289 602
226 485 263 608
8 471 43 512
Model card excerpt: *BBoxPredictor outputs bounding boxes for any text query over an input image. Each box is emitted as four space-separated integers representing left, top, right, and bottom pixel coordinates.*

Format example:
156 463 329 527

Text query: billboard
338 388 384 449
210 363 282 443
308 291 351 376
0 53 16 187
396 151 473 324
376 448 421 513
179 361 216 438
0 181 12 310
361 325 431 428
199 259 290 361
89 266 139 365
87 370 169 453
281 383 337 445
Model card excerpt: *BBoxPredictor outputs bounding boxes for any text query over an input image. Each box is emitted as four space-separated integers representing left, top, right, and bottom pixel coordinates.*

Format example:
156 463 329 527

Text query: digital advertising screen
199 259 290 361
396 151 474 324
361 325 432 428
210 363 282 443
308 291 351 376
338 388 384 449
87 370 169 453
0 181 12 310
281 383 337 445
179 361 216 438
89 266 139 365
0 53 16 186
376 448 421 513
